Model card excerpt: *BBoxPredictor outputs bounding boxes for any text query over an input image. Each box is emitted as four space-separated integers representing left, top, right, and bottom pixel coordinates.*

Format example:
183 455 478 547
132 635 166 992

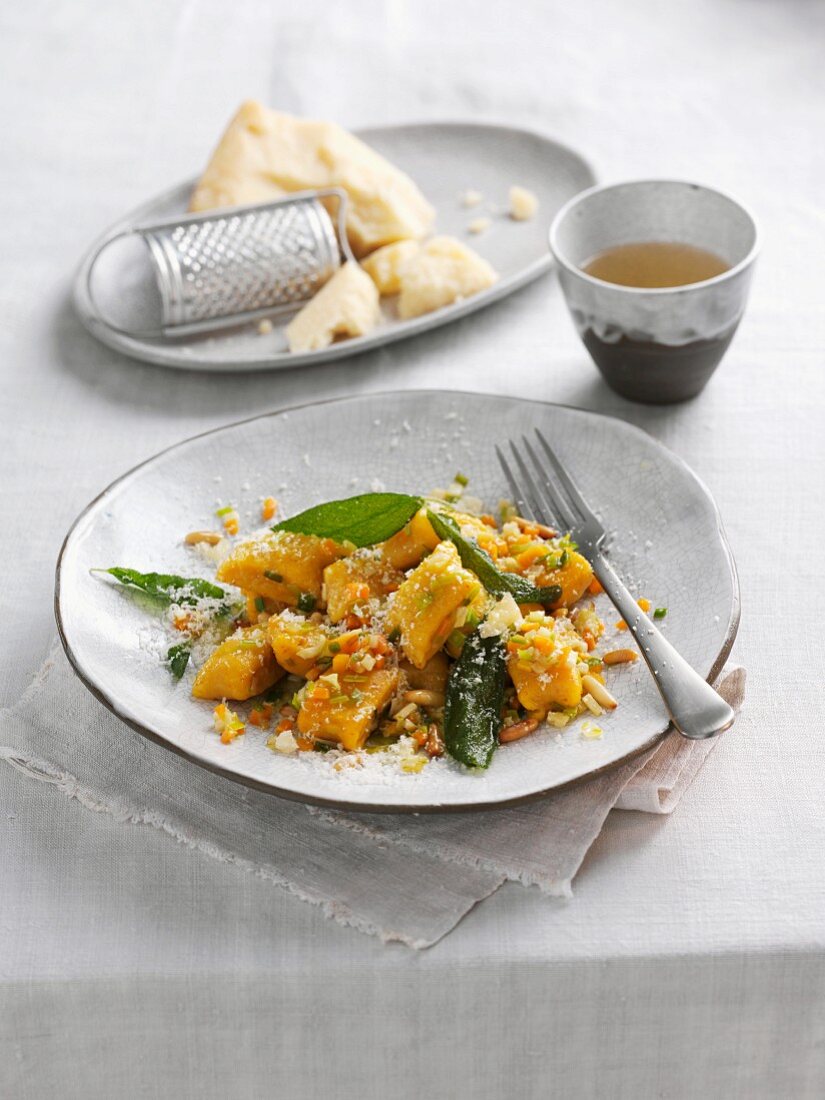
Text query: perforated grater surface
85 189 352 337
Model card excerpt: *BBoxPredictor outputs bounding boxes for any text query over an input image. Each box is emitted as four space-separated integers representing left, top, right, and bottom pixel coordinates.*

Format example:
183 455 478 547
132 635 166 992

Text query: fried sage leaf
427 511 562 606
95 567 227 607
166 643 191 680
274 492 423 548
443 631 508 769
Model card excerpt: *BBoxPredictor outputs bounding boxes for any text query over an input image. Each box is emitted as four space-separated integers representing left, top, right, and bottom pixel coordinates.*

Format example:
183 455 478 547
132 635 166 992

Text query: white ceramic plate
73 122 595 372
56 391 739 812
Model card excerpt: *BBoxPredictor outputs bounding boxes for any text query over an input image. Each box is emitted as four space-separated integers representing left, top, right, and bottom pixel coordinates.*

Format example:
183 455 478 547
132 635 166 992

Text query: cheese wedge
190 101 435 256
397 236 498 320
286 262 379 353
361 240 420 295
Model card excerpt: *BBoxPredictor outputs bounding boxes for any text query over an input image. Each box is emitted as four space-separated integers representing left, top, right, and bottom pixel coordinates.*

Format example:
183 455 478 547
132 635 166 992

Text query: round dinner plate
55 391 739 812
73 122 595 371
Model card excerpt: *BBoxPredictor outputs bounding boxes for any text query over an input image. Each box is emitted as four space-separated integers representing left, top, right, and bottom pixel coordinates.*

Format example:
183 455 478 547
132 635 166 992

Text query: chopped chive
264 570 283 583
559 550 569 568
296 592 316 613
653 607 668 620
254 596 266 612
387 627 401 643
215 505 234 517
454 472 468 487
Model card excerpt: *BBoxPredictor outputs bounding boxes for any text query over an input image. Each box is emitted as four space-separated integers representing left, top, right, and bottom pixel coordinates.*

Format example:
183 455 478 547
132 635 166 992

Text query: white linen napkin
0 644 745 948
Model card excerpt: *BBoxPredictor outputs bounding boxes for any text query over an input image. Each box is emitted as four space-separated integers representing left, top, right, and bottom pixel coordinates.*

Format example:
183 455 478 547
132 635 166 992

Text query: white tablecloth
2 0 824 1095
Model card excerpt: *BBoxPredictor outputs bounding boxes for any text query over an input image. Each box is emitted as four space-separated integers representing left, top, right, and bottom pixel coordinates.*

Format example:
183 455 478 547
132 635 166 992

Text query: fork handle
593 555 735 739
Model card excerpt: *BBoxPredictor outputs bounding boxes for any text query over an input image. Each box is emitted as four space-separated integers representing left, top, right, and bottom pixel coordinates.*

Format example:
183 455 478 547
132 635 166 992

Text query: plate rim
72 119 597 372
54 389 741 813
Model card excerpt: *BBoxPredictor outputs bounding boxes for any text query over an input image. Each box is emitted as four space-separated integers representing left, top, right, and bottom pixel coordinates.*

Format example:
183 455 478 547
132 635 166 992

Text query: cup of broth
549 180 759 402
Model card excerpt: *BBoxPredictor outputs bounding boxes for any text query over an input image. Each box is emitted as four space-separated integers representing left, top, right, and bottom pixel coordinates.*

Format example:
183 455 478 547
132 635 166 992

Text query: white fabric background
1 0 824 1095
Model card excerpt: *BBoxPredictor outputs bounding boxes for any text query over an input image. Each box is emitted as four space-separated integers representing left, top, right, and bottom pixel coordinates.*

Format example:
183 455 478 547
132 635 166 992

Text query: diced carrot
261 496 277 522
588 577 604 596
332 653 350 673
637 597 651 612
616 619 628 631
516 544 549 570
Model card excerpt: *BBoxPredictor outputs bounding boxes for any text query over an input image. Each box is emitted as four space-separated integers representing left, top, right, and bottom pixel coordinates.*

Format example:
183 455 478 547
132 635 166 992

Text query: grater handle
84 188 354 340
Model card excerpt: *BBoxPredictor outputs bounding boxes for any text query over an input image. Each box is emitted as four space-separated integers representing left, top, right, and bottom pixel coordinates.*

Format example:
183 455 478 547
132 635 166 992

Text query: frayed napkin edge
0 743 442 949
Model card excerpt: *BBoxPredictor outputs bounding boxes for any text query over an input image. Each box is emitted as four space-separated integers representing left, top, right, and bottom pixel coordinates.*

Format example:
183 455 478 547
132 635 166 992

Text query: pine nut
499 717 540 743
581 674 618 710
603 649 638 666
582 693 604 717
184 530 222 546
403 690 445 708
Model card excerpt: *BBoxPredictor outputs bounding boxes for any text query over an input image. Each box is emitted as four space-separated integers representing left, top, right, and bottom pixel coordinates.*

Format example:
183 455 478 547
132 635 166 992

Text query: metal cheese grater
84 188 353 338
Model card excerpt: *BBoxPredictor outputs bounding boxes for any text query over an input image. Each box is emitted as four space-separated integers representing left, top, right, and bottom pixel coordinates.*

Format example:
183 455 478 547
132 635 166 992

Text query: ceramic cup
549 180 759 403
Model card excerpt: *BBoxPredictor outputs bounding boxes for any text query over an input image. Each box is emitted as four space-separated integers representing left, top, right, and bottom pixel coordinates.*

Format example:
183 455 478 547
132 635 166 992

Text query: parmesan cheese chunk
361 240 420 295
509 185 539 221
397 236 498 320
478 593 523 638
467 216 491 235
190 101 435 256
286 262 379 353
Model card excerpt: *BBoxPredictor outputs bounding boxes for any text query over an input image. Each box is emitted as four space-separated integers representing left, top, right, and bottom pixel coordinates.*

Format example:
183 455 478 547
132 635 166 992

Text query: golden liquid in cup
578 242 735 403
582 242 730 288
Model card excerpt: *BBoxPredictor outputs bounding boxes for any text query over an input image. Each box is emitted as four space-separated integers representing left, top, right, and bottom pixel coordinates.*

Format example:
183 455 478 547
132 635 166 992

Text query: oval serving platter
55 391 739 813
73 122 595 372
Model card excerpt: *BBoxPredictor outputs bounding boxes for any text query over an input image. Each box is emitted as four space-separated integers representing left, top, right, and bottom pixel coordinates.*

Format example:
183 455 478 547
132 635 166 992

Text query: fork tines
496 430 603 546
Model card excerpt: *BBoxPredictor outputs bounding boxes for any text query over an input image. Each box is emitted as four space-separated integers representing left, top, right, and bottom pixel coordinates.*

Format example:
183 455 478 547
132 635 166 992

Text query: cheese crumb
479 593 523 638
467 216 492 235
273 729 299 754
257 318 274 335
460 189 484 208
509 185 539 221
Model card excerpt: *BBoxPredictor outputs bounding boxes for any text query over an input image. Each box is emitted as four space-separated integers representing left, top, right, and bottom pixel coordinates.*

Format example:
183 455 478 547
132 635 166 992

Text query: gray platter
73 122 595 372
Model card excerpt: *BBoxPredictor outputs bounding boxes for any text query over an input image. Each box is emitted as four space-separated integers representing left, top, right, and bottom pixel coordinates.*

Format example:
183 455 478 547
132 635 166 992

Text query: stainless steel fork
497 430 735 739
